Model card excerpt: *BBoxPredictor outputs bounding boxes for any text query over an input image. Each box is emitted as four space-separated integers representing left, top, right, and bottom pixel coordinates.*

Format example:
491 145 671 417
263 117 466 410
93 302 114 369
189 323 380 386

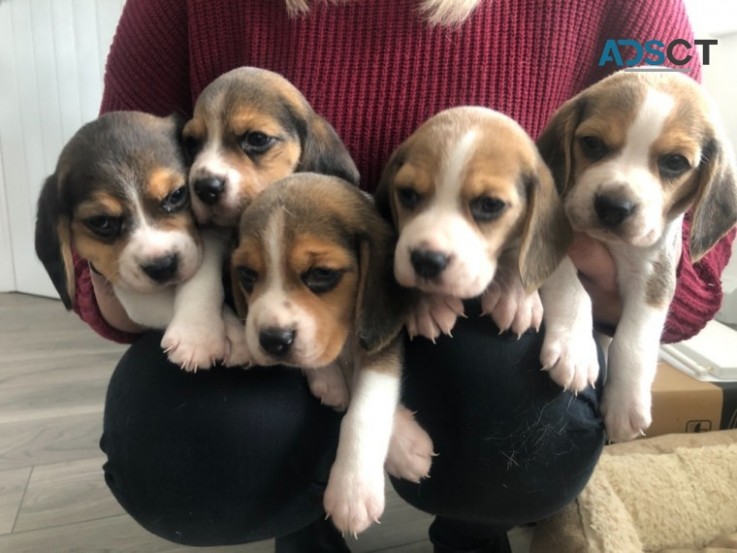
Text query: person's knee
101 332 342 545
392 396 604 526
394 308 606 527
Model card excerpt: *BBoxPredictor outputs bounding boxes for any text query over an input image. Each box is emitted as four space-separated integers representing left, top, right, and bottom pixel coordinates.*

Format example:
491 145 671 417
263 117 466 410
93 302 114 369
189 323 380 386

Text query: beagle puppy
537 70 737 441
376 106 599 392
231 173 434 535
182 66 360 227
35 111 246 370
160 66 359 367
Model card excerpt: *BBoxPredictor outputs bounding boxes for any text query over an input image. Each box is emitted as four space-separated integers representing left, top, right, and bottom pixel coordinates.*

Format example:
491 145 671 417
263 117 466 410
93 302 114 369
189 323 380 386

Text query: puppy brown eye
84 216 123 239
579 136 608 161
658 154 690 178
239 132 275 155
470 196 506 222
237 267 258 294
396 187 421 210
161 186 189 213
302 267 343 294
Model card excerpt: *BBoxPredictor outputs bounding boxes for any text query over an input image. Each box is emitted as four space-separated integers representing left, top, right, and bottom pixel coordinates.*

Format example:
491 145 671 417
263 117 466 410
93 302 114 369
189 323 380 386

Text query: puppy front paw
406 295 464 341
221 308 251 368
323 464 385 537
540 329 599 393
601 388 652 442
305 368 350 411
161 317 227 372
385 406 434 483
481 281 543 337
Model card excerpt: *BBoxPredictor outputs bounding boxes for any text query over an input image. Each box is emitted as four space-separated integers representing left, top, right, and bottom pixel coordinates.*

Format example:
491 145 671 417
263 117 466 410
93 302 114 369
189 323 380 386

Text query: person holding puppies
74 1 735 552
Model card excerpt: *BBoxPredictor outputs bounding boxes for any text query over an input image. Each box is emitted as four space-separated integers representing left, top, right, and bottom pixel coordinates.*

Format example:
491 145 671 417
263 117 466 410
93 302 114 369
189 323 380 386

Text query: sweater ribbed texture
82 0 732 344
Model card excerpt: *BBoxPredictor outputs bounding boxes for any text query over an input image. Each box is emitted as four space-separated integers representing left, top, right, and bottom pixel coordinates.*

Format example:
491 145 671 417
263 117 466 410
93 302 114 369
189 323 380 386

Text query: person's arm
571 0 735 343
71 254 145 343
73 0 192 340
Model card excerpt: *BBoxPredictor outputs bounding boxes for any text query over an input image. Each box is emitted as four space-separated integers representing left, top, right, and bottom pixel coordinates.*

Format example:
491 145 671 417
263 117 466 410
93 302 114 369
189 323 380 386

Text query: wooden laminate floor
0 292 531 553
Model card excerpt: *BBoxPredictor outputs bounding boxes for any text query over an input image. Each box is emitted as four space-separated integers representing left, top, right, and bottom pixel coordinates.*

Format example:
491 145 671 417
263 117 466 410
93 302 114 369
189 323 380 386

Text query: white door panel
0 0 125 298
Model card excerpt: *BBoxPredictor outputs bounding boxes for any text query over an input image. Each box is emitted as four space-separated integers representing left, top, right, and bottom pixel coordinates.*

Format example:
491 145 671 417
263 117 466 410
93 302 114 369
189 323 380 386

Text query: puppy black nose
594 194 636 228
259 327 296 356
193 178 226 205
410 249 450 279
142 254 179 282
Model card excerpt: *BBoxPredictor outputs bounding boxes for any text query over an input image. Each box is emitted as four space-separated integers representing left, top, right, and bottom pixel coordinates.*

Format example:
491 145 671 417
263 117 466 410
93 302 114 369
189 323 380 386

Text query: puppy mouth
125 254 199 291
570 209 659 247
191 199 238 226
115 274 180 292
191 193 248 228
208 209 241 228
399 251 490 298
411 273 489 299
251 339 336 370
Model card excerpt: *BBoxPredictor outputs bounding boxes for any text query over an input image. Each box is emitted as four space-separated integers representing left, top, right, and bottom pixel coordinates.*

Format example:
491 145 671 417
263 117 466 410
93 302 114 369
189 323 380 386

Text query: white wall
0 0 125 297
0 145 15 291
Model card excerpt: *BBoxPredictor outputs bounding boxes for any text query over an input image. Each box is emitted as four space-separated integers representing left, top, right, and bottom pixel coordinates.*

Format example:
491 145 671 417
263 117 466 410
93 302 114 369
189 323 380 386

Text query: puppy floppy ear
298 113 360 186
354 211 407 355
518 160 573 293
689 136 737 262
35 174 75 309
229 261 249 323
374 149 404 225
164 112 187 142
536 97 586 196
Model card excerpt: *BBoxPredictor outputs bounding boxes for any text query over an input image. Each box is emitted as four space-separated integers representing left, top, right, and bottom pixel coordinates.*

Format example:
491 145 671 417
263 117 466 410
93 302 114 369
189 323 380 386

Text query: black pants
101 307 605 546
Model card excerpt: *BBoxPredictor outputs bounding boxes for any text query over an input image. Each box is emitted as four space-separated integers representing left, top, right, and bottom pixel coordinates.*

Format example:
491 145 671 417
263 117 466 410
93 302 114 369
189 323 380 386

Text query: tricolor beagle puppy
537 70 737 441
35 111 246 370
230 173 434 535
376 106 599 392
182 66 360 227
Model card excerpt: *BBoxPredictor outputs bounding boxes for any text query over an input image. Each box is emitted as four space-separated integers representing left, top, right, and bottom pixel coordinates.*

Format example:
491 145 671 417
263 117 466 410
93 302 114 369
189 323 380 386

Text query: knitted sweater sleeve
590 0 735 343
663 215 736 343
73 0 191 342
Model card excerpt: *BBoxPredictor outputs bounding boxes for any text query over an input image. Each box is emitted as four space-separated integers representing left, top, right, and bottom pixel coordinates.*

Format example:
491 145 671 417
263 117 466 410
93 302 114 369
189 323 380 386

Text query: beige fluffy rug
531 430 737 553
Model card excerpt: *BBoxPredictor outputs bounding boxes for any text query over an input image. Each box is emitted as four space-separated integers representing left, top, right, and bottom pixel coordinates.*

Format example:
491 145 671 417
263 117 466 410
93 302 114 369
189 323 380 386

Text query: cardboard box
649 361 737 436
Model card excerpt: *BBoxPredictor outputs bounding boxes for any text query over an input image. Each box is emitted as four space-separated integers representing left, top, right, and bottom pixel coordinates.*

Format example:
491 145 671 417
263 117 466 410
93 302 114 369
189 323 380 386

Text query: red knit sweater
77 0 734 344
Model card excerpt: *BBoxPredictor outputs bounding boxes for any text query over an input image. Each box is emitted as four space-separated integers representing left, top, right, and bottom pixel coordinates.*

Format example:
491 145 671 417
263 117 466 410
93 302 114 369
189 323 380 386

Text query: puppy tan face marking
220 107 302 192
384 108 533 298
547 72 717 249
148 168 185 202
235 208 359 369
71 192 126 280
43 112 201 293
186 67 359 228
232 174 403 369
652 106 708 219
185 69 313 226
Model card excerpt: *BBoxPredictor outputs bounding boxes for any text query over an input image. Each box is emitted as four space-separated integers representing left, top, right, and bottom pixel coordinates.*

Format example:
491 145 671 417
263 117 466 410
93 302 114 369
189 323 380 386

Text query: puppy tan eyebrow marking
229 109 289 137
75 193 125 219
289 235 354 274
232 239 265 275
394 162 435 198
148 167 185 201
